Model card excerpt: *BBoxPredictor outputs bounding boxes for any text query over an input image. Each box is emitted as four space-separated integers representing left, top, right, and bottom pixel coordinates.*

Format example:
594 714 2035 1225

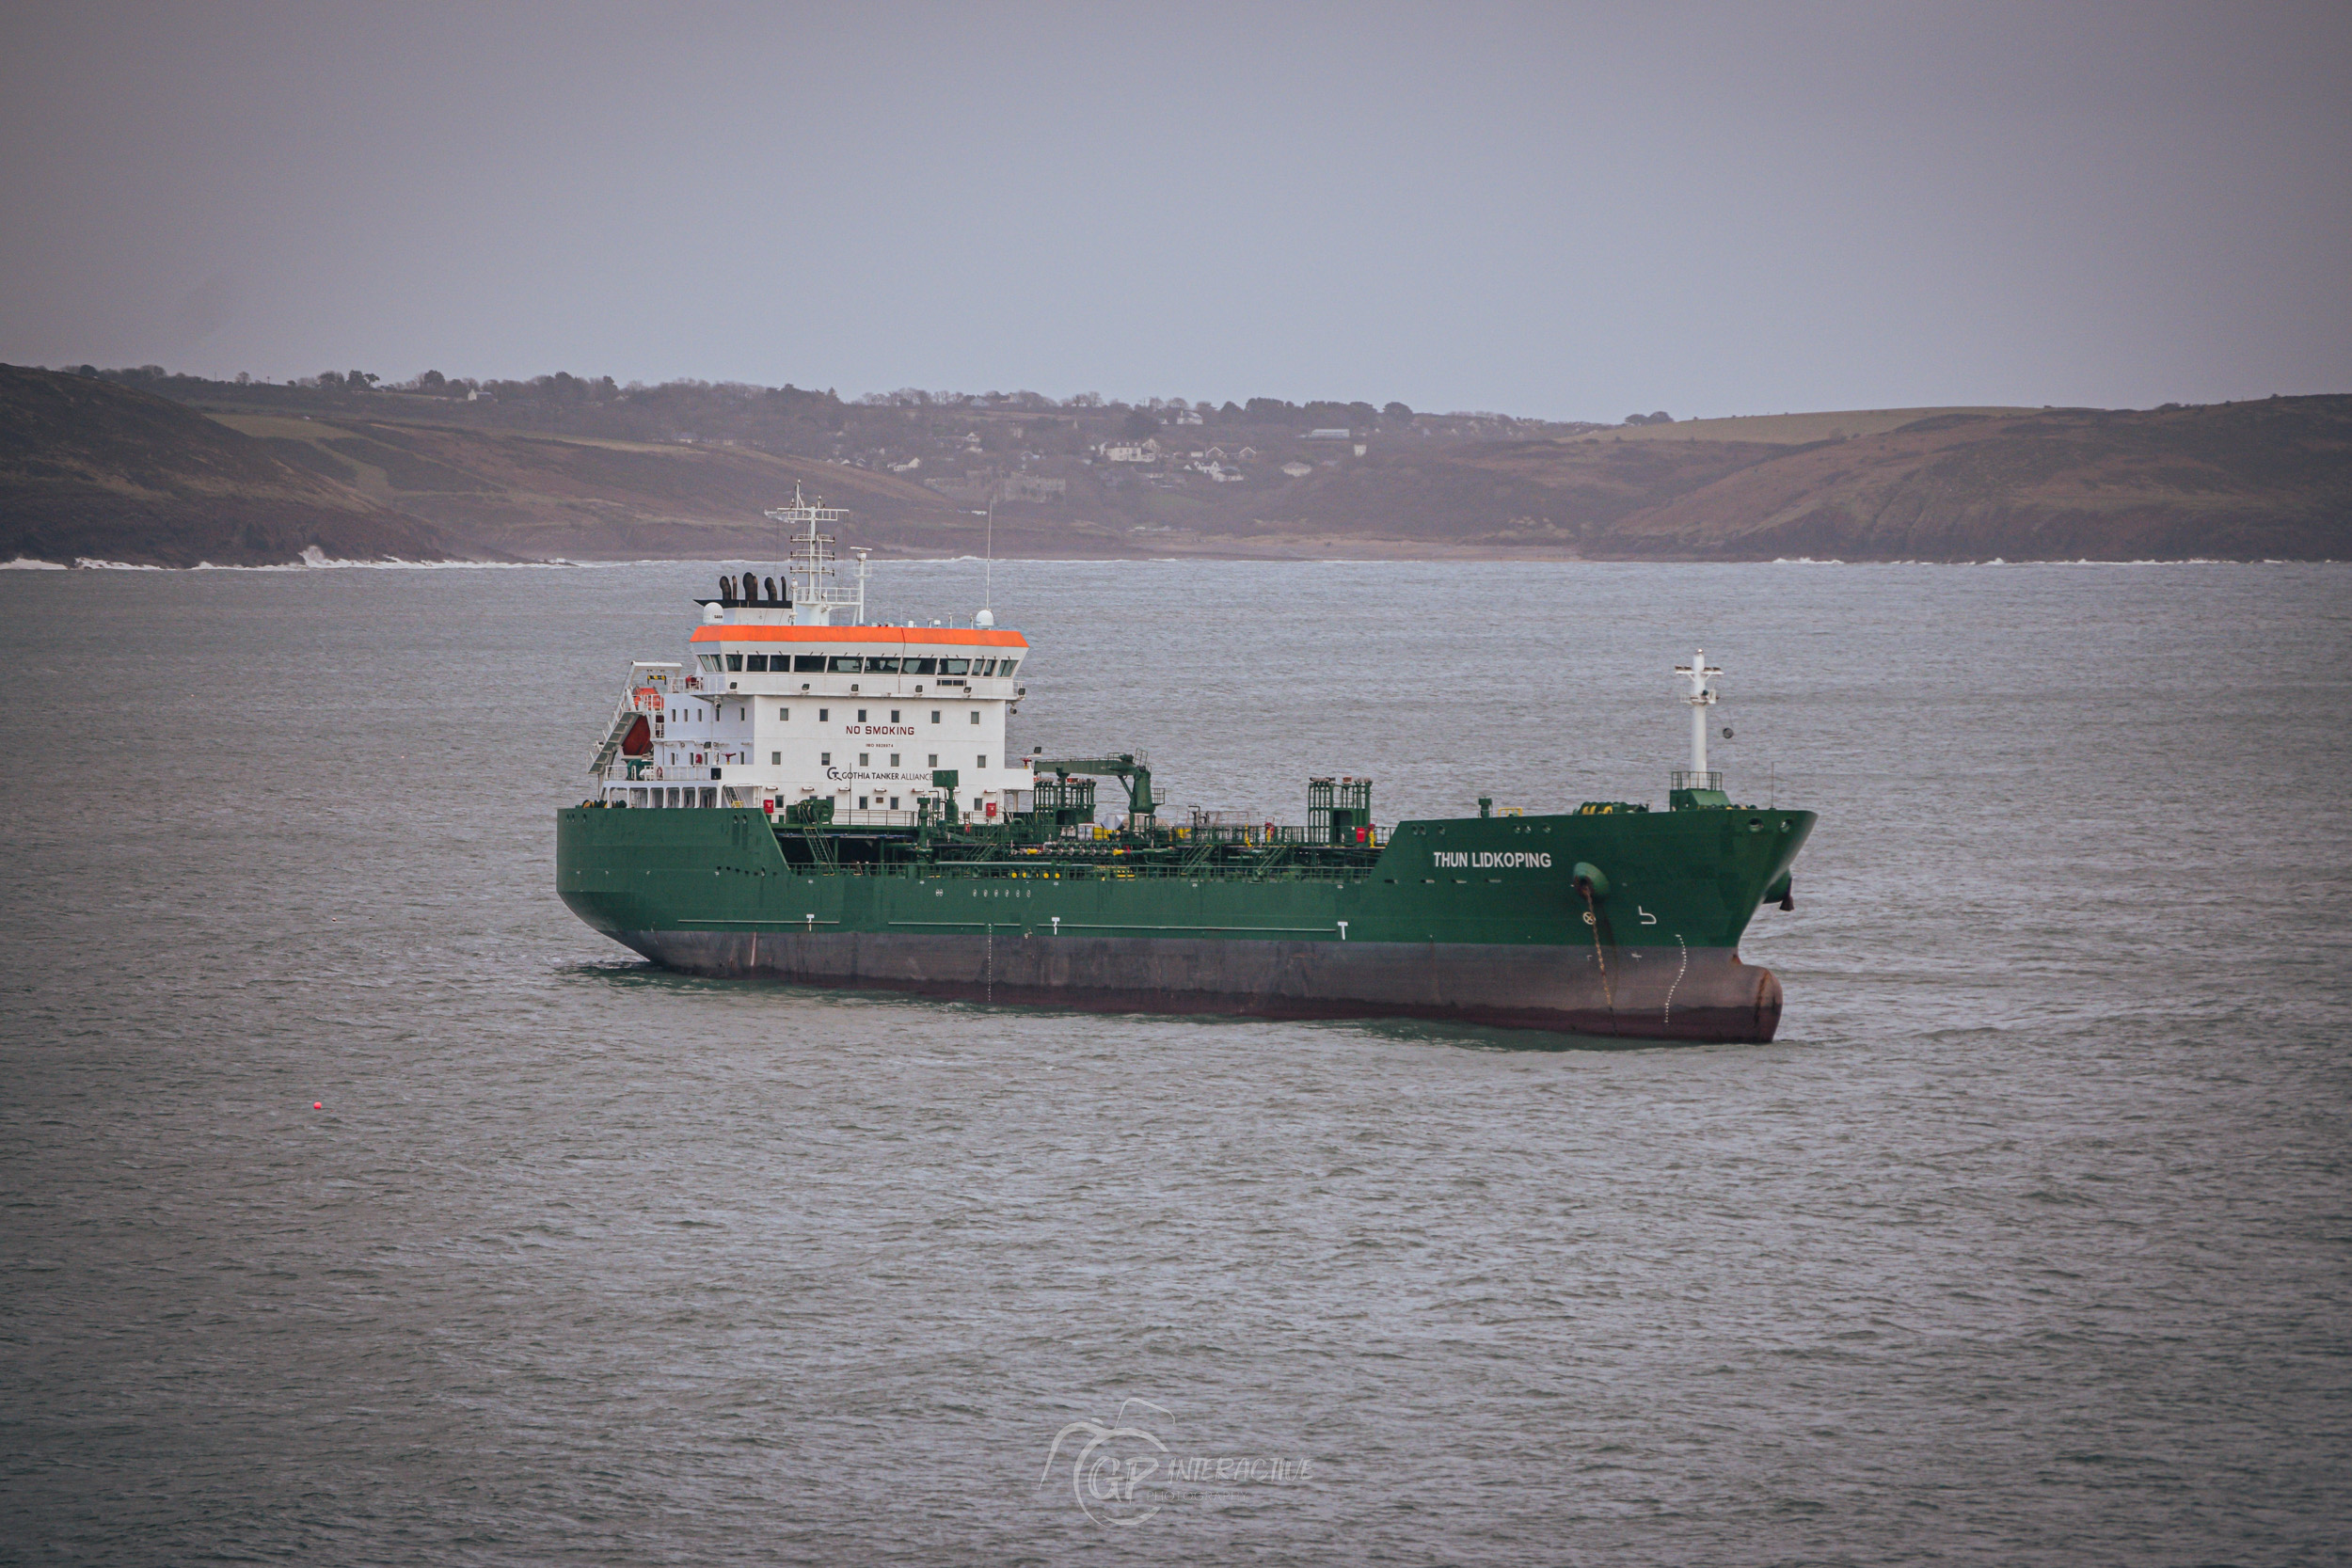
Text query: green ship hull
556 802 1814 1042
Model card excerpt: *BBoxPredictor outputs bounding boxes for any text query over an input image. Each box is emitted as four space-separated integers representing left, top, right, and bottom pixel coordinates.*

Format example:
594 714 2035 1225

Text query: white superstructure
586 492 1033 823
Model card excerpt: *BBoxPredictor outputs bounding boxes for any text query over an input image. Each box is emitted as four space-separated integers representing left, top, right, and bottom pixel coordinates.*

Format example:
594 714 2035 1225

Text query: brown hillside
1569 405 2038 446
1256 437 1791 546
12 363 2347 563
1595 398 2352 560
205 414 976 560
0 365 453 565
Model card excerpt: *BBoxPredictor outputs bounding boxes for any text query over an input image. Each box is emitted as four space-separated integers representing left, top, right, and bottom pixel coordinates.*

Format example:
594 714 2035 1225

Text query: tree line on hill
59 362 1588 443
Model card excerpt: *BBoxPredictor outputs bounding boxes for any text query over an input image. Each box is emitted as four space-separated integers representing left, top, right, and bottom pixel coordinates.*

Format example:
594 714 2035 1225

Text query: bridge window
794 656 825 673
999 658 1018 678
865 657 899 673
745 655 768 672
907 657 938 674
828 657 861 673
725 654 742 671
696 655 720 673
940 657 970 674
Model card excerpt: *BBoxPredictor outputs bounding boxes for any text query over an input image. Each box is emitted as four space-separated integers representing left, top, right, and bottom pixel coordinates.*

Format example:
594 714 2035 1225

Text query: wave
195 548 588 571
31 547 591 572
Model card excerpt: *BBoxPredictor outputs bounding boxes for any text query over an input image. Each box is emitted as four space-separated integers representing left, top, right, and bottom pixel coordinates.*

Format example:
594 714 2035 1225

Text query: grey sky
3 2 2345 420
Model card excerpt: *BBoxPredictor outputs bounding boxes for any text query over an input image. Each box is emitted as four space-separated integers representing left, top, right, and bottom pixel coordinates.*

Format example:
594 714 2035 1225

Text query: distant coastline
5 363 2345 567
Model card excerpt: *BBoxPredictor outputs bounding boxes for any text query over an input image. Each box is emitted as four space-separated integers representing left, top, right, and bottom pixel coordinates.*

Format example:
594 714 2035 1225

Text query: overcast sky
2 2 2345 420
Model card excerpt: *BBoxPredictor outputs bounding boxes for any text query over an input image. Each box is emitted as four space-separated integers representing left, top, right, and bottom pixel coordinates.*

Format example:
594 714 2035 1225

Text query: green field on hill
1575 407 2040 445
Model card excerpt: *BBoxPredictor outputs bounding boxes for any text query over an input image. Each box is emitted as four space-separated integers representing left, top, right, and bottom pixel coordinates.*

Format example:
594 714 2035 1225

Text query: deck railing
779 859 1377 883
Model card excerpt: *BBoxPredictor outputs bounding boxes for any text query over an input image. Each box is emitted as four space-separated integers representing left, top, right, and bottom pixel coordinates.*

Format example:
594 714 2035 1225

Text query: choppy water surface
3 560 2346 1565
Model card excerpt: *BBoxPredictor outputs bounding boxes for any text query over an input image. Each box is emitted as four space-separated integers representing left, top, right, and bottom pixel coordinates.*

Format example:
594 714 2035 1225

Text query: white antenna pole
1675 648 1722 779
984 486 994 617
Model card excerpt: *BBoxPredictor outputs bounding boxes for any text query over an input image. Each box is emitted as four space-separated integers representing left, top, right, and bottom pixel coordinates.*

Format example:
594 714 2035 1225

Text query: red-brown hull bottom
612 929 1785 1044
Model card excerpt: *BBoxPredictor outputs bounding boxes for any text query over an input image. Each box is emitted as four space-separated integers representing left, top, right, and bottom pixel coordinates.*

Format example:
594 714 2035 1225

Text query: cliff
0 365 455 565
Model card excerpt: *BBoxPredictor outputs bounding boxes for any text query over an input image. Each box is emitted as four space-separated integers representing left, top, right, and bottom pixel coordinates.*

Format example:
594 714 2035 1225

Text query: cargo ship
555 492 1815 1041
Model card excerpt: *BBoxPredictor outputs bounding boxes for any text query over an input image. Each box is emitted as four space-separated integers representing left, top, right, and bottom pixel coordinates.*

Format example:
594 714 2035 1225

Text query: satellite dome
976 609 995 627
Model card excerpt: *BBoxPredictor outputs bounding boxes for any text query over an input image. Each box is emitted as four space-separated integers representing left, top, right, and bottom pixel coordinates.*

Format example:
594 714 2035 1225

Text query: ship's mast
1676 649 1722 777
764 483 864 626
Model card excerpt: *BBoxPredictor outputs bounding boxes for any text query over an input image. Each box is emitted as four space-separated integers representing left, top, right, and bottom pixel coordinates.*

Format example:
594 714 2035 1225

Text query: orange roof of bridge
690 625 1027 647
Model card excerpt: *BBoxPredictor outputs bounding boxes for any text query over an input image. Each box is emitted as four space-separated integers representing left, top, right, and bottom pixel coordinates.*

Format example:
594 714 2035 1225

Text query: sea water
2 560 2345 1564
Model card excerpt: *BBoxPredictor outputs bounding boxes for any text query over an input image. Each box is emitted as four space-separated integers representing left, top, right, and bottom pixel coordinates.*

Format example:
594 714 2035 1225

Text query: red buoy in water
313 1101 323 1110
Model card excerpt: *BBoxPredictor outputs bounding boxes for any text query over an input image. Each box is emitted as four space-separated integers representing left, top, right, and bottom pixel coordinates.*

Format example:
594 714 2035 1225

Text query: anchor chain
1582 885 1616 1020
